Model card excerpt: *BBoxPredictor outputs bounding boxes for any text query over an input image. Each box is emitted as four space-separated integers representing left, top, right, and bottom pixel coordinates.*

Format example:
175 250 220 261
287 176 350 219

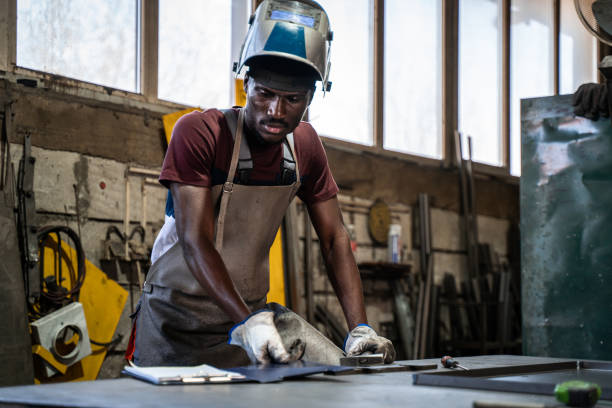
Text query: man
127 0 395 368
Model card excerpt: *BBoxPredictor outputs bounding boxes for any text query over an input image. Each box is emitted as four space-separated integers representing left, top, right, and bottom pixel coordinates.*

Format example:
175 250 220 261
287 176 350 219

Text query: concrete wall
0 78 519 375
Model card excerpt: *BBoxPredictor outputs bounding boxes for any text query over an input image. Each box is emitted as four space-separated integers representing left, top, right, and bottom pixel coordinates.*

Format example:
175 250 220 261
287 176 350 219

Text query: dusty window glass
308 0 374 146
560 0 597 95
384 0 442 159
459 0 502 166
17 0 138 92
510 0 554 176
158 0 249 108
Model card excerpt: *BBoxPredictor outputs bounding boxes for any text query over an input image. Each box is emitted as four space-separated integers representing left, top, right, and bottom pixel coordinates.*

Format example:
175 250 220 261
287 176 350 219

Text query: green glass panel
521 95 612 360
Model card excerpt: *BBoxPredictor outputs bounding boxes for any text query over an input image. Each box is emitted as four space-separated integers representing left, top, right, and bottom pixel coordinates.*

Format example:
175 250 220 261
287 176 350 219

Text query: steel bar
414 193 432 358
304 208 314 324
391 279 414 360
442 274 463 341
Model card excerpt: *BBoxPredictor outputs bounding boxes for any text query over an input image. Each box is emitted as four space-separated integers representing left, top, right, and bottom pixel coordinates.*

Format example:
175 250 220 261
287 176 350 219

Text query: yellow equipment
33 235 127 383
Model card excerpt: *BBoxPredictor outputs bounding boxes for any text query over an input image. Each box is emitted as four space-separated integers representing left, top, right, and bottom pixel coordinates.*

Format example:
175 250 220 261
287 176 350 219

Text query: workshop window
458 0 502 166
16 0 138 92
158 0 250 109
510 0 554 176
308 0 374 146
383 0 443 159
559 0 597 95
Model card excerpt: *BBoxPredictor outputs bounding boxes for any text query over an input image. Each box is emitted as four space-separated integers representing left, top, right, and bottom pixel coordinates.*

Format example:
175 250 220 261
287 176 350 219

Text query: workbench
0 356 603 407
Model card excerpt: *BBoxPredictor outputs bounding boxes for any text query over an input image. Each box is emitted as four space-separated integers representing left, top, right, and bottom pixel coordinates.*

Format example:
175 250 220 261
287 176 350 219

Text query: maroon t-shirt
159 108 338 205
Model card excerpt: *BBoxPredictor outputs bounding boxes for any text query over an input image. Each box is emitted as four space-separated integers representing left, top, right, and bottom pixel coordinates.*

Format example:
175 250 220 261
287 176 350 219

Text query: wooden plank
442 0 459 168
11 89 165 167
501 0 510 169
373 0 384 149
0 0 16 72
140 0 159 100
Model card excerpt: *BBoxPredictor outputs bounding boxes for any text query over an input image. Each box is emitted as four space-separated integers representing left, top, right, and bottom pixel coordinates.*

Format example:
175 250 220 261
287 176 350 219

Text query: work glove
573 82 609 121
229 310 304 365
344 324 396 364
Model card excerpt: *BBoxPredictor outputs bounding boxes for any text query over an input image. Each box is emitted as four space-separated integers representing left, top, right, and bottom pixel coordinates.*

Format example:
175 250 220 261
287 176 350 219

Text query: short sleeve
296 123 339 205
159 111 218 188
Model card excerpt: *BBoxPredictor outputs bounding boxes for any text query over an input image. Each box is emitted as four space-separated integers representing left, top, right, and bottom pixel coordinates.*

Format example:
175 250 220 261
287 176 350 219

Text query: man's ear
306 89 315 106
243 74 250 94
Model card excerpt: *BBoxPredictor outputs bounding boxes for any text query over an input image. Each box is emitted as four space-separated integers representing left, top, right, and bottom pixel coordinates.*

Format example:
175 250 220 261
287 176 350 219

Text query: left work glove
229 310 304 364
344 324 396 364
573 82 609 121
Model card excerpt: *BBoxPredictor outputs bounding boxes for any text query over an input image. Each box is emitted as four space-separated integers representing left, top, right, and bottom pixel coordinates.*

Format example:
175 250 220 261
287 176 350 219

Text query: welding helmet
234 0 333 92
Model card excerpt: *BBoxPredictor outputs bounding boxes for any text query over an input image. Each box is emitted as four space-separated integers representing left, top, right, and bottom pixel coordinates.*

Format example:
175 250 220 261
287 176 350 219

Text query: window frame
0 0 595 181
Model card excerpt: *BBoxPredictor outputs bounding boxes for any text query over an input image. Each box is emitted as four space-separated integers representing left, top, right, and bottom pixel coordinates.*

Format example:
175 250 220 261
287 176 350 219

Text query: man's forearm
321 230 367 329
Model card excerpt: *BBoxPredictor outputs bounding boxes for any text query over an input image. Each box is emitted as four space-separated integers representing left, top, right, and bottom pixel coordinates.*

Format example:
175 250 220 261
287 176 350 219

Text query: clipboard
122 363 247 385
123 361 352 384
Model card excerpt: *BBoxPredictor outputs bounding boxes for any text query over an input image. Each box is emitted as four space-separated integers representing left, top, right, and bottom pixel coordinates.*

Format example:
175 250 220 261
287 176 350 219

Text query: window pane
159 0 241 108
560 0 597 95
308 0 373 146
510 0 554 176
459 0 502 166
384 0 442 159
17 0 137 92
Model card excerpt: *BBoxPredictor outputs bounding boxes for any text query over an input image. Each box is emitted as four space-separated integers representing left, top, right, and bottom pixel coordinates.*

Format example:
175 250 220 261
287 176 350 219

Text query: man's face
243 76 312 144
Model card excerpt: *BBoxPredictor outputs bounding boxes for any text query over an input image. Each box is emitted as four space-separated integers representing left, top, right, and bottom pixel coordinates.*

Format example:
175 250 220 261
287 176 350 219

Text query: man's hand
573 83 609 121
229 310 304 364
344 324 396 364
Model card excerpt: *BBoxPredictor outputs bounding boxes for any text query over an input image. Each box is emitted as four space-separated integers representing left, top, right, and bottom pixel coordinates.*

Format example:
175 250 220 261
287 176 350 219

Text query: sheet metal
521 95 612 360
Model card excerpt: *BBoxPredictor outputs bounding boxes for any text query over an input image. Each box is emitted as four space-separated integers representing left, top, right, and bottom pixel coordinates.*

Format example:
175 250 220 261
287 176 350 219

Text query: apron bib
132 108 301 367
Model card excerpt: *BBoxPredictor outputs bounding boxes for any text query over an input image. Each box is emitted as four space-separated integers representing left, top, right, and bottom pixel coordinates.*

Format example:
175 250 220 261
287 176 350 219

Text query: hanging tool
441 355 469 370
554 380 601 407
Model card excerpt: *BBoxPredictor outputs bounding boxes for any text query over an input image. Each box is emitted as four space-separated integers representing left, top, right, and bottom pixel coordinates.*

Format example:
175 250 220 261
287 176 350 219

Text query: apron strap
216 108 245 250
285 133 299 182
221 109 252 183
285 133 301 194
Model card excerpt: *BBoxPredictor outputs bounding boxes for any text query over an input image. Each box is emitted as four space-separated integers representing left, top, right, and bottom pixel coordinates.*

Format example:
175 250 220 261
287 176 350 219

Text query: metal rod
124 174 130 261
304 208 314 323
501 0 510 169
553 0 560 96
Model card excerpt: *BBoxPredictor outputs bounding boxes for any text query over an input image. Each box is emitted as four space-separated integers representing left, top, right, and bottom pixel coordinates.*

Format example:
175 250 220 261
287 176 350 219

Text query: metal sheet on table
490 368 612 387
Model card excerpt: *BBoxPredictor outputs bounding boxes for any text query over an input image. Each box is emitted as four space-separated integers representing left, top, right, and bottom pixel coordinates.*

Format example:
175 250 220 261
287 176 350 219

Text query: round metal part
368 200 391 246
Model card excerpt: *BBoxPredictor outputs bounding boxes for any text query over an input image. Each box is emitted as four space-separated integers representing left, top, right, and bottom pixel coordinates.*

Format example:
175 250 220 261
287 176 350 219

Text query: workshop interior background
0 0 609 384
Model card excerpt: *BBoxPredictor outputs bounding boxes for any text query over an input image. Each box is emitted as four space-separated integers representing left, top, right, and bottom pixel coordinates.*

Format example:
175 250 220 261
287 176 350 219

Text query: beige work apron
133 109 301 368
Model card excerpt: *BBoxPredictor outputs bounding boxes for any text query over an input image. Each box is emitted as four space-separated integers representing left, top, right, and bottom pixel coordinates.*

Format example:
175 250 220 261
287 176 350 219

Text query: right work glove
344 324 396 364
573 82 609 121
229 309 304 364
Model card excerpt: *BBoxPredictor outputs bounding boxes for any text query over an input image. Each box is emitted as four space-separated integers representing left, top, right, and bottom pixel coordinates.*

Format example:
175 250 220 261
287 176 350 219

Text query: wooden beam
140 0 159 100
373 0 384 149
442 0 459 168
0 0 16 72
501 0 510 170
